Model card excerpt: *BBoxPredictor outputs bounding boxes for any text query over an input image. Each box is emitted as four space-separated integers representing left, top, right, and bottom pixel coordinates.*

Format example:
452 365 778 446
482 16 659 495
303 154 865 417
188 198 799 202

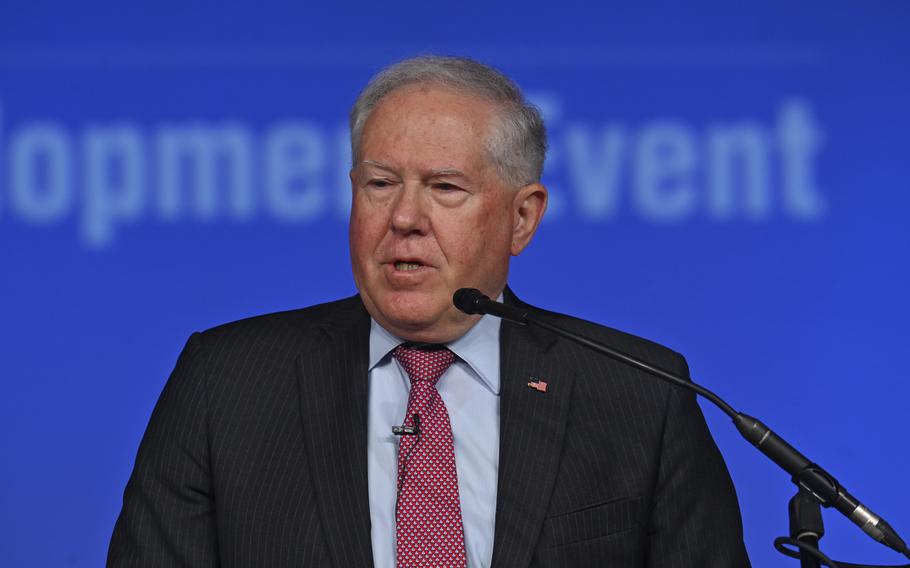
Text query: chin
374 291 454 339
384 298 442 328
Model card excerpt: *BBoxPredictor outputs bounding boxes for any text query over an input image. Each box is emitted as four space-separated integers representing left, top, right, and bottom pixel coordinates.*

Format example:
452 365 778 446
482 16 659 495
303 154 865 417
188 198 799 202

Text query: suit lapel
293 292 574 567
491 298 576 568
296 297 374 568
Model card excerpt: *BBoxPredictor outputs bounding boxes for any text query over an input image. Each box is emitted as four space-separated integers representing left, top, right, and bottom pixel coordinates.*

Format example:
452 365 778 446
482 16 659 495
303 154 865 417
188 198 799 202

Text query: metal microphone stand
791 488 825 568
451 288 910 568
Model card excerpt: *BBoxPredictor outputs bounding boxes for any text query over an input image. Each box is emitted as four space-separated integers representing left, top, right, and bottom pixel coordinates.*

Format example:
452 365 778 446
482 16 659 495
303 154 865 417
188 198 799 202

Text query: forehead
358 85 498 172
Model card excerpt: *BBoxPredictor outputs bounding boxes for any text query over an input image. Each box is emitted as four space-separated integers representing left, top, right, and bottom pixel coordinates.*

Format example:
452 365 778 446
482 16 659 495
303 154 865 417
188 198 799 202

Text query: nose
390 183 430 235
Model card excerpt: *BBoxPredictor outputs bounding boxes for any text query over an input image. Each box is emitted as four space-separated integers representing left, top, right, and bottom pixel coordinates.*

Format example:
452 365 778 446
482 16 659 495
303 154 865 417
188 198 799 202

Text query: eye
433 182 461 192
367 178 394 189
431 181 470 207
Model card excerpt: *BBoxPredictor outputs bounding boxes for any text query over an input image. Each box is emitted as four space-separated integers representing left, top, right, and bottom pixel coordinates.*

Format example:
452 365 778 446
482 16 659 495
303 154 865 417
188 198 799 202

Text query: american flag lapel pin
527 377 548 393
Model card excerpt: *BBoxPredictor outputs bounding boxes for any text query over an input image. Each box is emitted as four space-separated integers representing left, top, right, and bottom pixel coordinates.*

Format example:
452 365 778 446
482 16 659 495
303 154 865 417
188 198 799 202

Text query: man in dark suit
110 56 750 567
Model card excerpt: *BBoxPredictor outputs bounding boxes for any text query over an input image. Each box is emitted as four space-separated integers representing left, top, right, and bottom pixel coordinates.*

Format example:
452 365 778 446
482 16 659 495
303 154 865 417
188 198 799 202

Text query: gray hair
349 55 547 187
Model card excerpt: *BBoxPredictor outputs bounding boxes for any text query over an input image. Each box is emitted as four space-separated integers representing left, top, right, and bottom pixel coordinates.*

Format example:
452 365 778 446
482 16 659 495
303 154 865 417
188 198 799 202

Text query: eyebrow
429 168 467 178
359 160 394 171
359 161 468 180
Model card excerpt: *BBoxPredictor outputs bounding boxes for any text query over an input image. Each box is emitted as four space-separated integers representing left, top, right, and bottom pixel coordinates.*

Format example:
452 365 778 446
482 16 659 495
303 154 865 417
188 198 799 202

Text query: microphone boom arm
452 288 910 562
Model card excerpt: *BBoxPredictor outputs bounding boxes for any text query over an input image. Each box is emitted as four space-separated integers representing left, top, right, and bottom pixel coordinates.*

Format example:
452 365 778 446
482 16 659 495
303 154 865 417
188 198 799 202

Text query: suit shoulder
525 302 686 372
194 295 365 351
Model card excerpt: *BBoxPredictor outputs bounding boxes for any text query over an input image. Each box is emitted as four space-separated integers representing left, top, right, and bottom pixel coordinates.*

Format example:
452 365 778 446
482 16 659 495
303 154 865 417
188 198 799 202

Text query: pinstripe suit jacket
109 291 750 567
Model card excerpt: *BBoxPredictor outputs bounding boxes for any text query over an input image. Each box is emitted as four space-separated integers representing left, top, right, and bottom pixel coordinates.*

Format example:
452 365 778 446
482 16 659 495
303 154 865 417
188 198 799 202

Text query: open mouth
394 261 425 272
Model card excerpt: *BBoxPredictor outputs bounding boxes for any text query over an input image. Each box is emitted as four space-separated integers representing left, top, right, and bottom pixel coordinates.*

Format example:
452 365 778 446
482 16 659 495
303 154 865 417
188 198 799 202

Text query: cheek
438 207 512 270
475 200 514 244
350 200 385 253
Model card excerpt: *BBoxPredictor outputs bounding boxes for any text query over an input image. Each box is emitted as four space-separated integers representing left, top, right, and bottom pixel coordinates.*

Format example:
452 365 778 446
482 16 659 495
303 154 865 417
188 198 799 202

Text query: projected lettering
0 96 825 248
559 99 825 222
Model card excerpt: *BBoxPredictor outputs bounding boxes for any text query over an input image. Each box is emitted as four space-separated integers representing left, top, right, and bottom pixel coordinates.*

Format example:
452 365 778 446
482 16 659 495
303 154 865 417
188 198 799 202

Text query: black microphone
453 288 531 324
452 288 910 559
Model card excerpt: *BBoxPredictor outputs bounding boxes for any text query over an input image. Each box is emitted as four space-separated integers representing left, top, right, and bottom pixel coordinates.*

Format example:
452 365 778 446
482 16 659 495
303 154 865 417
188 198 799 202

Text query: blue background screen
1 1 908 565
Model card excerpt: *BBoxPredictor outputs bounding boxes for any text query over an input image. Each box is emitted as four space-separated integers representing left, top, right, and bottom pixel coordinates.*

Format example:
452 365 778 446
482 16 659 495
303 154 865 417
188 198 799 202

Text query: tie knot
392 344 456 386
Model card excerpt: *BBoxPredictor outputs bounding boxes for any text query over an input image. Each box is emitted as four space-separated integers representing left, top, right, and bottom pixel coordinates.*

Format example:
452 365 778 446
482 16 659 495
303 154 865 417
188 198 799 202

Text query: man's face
349 84 546 343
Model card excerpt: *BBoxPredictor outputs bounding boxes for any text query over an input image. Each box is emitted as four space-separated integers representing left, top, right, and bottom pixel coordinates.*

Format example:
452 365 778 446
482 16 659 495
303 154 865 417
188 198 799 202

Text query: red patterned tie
392 344 467 568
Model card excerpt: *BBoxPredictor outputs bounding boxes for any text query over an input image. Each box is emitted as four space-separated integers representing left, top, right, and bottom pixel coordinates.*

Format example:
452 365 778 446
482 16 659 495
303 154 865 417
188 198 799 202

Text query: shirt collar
368 296 502 396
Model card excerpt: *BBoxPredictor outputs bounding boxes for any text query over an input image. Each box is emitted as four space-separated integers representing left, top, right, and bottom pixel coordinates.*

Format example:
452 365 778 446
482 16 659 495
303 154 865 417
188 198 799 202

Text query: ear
510 183 548 256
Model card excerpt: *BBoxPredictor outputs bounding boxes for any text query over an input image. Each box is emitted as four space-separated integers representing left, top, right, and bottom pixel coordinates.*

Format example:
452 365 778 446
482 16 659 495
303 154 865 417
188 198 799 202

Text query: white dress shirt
367 313 501 568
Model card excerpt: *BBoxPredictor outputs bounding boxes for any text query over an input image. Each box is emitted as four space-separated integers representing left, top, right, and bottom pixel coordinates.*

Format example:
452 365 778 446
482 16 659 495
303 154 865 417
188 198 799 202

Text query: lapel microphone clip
392 414 421 436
